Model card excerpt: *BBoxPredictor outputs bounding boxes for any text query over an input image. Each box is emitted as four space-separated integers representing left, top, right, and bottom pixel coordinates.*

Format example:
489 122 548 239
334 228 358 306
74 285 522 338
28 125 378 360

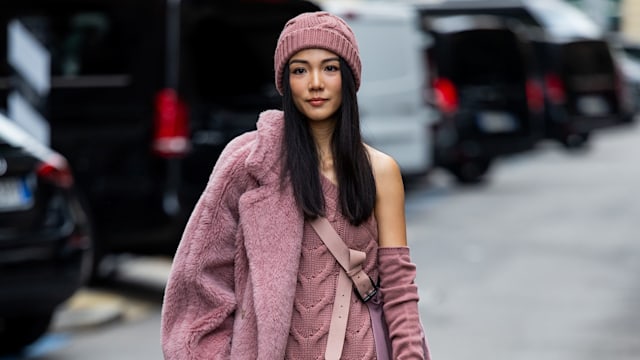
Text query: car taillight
526 79 545 113
153 88 190 158
544 73 566 104
37 154 73 188
433 77 458 114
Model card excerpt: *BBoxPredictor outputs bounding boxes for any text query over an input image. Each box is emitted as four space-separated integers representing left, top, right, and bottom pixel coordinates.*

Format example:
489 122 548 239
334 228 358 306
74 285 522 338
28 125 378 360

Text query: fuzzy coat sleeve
161 132 256 360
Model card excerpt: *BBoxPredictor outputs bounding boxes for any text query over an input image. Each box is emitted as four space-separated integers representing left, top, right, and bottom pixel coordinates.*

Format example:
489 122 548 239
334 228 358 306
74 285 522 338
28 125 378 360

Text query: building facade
620 0 640 42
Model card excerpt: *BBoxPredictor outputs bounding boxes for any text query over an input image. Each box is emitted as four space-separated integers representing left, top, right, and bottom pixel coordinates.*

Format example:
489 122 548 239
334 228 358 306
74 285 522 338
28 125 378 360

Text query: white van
319 1 438 178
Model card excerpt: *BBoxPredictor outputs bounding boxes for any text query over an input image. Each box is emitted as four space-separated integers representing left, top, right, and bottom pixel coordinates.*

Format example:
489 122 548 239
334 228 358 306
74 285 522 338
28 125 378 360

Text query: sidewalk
52 256 172 331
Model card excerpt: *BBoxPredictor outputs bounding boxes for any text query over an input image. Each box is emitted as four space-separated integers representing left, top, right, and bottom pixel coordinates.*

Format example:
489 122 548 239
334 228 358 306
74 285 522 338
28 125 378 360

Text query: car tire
0 313 53 355
74 191 113 286
561 132 591 150
449 158 492 185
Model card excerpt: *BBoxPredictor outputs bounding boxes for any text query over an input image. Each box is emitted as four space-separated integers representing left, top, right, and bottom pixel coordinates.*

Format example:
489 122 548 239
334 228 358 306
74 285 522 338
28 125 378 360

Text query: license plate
576 95 610 116
0 177 33 211
477 111 518 133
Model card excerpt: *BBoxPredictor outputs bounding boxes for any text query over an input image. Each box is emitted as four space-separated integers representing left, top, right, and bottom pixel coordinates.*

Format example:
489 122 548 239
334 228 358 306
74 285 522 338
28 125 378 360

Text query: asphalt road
6 120 640 360
407 122 640 360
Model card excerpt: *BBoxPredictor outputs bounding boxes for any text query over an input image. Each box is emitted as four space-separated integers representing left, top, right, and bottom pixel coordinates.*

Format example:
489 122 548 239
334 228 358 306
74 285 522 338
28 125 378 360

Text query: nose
309 69 324 91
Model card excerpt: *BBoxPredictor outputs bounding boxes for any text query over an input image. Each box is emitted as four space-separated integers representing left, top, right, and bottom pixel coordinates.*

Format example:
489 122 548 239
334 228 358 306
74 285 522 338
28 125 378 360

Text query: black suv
0 114 92 353
0 0 321 278
417 0 633 149
533 36 635 147
422 14 544 183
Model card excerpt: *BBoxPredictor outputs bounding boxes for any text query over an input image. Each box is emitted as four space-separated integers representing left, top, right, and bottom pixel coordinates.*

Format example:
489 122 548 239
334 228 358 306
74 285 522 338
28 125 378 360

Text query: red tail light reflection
37 154 74 188
153 88 190 158
433 77 458 114
526 79 545 113
544 73 566 104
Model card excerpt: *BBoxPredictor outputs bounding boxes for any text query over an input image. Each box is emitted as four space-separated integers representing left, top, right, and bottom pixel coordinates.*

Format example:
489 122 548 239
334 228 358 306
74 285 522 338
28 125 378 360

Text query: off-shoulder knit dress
285 175 379 360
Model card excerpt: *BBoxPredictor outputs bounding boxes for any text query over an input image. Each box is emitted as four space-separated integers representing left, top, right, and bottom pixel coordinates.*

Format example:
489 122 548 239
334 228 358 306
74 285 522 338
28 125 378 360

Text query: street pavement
52 256 170 331
406 122 640 360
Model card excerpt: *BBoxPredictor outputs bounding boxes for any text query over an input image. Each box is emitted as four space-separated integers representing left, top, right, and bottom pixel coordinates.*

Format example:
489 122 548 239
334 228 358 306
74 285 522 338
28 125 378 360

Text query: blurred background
0 0 638 359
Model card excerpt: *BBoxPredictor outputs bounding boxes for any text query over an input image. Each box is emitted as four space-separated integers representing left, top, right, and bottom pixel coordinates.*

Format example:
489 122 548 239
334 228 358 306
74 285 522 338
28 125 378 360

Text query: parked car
534 36 636 147
0 0 321 278
617 52 640 116
622 41 640 61
609 36 640 118
416 0 632 149
421 14 544 183
0 113 92 355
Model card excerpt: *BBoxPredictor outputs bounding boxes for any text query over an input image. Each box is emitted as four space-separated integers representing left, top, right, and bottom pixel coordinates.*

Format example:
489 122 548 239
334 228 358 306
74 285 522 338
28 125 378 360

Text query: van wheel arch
448 158 492 185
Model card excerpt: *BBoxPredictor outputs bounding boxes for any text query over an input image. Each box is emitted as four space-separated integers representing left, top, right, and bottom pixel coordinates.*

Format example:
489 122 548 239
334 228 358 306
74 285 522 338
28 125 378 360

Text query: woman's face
288 48 342 123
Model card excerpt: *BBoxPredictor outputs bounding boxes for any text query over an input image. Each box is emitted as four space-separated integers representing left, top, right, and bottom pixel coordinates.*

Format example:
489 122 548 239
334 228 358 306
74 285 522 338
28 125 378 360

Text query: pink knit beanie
274 11 361 94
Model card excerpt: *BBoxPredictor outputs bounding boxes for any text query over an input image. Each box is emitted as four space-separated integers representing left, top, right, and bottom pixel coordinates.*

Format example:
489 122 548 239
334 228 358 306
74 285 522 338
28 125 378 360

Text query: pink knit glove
378 247 431 360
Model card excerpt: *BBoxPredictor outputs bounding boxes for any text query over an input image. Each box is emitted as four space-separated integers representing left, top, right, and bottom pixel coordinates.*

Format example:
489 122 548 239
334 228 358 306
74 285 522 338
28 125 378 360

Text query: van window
562 41 614 75
449 30 525 85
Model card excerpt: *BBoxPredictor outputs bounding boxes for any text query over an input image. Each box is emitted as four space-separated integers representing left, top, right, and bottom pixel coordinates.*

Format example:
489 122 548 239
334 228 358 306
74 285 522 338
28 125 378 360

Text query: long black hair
280 58 376 225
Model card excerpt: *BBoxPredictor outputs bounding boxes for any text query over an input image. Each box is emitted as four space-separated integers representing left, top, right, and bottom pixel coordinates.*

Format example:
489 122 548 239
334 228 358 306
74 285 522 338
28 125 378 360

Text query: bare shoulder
365 145 407 247
365 144 403 187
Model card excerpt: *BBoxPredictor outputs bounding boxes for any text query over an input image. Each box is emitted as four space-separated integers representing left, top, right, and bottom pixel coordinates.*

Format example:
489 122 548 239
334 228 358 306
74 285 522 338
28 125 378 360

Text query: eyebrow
289 57 340 65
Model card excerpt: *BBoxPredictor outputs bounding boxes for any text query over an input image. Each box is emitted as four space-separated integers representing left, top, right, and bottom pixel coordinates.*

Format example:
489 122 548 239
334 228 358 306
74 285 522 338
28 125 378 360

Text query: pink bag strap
308 216 378 301
309 216 378 360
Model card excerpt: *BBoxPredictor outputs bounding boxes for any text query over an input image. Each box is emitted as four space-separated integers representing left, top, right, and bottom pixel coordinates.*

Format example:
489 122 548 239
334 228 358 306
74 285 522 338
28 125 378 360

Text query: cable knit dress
285 175 379 360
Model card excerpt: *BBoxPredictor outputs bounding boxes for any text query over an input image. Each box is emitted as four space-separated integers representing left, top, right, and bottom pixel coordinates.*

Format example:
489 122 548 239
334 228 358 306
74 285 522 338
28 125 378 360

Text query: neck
309 119 336 178
309 119 334 155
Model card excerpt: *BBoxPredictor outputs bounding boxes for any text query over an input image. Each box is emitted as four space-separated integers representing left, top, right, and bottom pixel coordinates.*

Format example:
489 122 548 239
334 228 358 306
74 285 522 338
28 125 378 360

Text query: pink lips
308 98 327 107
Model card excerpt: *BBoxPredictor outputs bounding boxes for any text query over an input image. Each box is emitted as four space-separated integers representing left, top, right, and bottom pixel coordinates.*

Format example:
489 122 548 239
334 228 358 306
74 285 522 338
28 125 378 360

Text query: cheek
289 75 305 92
327 77 342 95
289 81 308 104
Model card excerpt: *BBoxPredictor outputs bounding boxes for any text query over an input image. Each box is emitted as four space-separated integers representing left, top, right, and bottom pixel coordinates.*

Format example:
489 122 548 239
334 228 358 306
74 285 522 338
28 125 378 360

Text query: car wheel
449 158 492 185
561 132 590 150
0 313 53 355
73 191 104 285
73 191 117 285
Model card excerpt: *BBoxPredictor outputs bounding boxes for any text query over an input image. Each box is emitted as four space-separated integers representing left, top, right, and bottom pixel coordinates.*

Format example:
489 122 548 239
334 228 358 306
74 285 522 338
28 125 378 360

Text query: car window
624 46 640 62
562 41 614 75
449 30 525 84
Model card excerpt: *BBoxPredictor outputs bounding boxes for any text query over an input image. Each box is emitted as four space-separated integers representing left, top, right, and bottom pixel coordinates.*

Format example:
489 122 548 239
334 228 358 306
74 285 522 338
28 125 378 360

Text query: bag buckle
355 276 378 303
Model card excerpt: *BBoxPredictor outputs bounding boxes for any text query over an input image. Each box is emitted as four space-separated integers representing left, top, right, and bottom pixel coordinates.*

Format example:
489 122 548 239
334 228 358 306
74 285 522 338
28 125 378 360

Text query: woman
161 11 429 359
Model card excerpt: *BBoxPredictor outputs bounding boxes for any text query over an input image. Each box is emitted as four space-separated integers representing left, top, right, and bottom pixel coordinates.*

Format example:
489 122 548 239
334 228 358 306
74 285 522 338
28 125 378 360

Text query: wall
621 0 640 42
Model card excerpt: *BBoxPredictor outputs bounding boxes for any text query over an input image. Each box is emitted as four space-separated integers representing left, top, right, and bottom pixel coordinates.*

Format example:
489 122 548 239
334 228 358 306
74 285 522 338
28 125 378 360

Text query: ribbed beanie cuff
274 11 361 94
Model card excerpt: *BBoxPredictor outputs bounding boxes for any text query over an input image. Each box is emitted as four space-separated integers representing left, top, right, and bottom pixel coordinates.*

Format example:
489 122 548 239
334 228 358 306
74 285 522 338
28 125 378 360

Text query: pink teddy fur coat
161 110 306 359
